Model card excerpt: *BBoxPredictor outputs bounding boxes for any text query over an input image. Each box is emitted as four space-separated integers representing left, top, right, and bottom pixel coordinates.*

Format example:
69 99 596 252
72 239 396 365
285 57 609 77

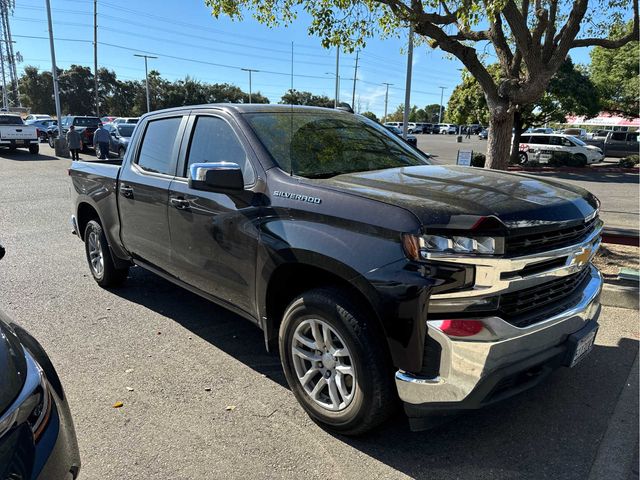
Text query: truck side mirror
188 162 244 191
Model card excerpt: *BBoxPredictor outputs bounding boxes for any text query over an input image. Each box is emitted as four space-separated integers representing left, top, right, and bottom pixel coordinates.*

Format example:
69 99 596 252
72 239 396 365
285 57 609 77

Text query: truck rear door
167 112 261 315
117 113 188 272
0 116 34 140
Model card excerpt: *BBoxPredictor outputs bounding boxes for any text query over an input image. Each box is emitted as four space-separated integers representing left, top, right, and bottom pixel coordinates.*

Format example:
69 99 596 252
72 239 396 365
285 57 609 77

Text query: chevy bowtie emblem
574 247 592 267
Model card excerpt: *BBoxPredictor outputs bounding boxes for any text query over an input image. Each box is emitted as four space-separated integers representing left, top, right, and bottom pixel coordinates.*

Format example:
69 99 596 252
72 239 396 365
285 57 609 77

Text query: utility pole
134 54 157 112
93 0 99 116
334 46 339 107
382 82 393 123
402 27 414 140
241 68 259 103
45 0 66 155
351 49 359 110
0 41 7 110
438 86 445 123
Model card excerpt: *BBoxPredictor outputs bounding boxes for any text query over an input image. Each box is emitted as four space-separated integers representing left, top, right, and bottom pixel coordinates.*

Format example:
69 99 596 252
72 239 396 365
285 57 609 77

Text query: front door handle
119 185 134 198
170 197 190 210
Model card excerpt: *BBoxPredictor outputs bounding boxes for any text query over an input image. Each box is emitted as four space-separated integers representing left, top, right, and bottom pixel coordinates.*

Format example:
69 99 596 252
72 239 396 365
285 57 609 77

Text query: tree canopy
17 65 269 116
205 0 638 169
280 89 334 107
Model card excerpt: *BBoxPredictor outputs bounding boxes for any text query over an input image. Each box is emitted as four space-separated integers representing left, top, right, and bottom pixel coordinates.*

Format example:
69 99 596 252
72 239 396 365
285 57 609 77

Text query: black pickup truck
69 105 603 434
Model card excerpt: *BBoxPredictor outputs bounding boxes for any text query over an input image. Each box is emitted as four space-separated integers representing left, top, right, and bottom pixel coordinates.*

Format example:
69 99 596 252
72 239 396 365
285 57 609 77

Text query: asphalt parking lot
417 134 640 230
0 145 638 480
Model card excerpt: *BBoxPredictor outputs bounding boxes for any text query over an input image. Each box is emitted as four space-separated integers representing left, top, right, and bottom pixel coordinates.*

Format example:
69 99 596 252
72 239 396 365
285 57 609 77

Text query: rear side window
611 132 627 141
530 136 549 145
626 132 638 142
185 116 255 185
0 115 23 125
520 135 531 143
137 117 182 175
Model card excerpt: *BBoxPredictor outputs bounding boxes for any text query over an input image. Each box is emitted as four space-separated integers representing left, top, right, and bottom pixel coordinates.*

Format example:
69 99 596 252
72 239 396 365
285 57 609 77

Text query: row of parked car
383 122 484 135
22 114 139 157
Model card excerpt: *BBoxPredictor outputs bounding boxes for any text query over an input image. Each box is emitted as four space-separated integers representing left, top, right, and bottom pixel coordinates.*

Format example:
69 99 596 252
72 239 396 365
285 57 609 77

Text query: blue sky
11 0 593 117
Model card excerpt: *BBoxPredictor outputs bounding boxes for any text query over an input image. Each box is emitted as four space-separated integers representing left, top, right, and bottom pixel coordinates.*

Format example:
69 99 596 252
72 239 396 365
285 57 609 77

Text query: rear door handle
170 197 190 210
119 185 134 198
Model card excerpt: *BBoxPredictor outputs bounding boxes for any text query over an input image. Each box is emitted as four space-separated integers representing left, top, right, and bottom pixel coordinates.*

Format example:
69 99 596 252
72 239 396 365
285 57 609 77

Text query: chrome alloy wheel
291 319 356 411
87 230 104 277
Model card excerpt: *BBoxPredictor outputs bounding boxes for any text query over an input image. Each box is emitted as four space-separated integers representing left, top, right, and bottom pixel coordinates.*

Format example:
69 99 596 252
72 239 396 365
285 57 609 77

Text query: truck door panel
118 115 186 272
168 114 260 314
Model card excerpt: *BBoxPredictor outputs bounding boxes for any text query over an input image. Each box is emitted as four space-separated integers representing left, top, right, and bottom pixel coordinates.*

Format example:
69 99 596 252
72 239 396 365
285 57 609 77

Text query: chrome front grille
505 217 598 255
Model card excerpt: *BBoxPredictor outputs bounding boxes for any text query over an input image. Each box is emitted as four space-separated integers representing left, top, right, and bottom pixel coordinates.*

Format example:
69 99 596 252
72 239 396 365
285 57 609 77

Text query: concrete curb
588 354 639 480
601 283 639 310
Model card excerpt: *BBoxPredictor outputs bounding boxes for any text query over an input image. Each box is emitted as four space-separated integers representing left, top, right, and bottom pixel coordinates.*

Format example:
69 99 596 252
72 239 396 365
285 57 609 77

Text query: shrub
618 155 639 168
471 152 486 167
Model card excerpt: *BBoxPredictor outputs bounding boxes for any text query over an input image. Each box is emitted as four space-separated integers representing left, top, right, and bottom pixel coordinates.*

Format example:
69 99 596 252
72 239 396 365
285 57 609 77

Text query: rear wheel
118 146 125 159
28 144 39 155
48 136 54 148
84 220 128 287
279 287 396 435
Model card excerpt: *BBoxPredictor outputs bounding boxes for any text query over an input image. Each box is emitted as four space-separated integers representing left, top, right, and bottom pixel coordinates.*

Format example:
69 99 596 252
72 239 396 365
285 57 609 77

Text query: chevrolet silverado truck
0 114 39 154
69 105 603 435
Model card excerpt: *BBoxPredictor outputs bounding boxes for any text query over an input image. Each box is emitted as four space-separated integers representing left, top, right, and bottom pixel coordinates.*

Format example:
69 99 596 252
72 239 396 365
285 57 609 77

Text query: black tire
28 144 39 155
95 144 101 158
279 287 396 435
573 154 587 167
8 146 16 152
48 136 54 148
518 152 528 164
84 220 128 287
118 146 125 159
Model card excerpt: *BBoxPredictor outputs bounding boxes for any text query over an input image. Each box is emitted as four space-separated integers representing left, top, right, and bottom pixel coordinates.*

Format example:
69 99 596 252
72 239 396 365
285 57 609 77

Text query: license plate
567 325 598 368
15 140 24 145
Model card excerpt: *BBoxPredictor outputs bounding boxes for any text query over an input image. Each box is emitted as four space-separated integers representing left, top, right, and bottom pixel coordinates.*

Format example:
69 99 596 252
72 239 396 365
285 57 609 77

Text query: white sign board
457 150 473 166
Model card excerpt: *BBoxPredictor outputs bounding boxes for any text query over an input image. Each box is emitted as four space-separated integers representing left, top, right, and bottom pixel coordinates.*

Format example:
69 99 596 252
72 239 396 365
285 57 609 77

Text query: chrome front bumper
396 264 602 405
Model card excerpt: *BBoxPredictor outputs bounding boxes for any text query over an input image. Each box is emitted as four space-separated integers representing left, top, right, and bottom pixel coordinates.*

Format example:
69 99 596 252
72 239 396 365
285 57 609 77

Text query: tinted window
0 115 23 125
530 136 549 145
244 112 429 179
520 135 531 143
73 117 100 127
137 117 182 175
611 132 627 141
627 132 638 142
117 125 135 137
186 116 255 184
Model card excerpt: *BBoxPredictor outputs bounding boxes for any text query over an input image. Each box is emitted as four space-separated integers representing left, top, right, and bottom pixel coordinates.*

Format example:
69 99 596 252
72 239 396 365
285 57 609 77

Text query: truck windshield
244 112 430 178
0 115 24 125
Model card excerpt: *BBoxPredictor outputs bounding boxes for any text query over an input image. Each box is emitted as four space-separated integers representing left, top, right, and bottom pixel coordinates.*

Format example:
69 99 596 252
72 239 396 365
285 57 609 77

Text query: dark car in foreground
69 105 602 435
0 245 81 479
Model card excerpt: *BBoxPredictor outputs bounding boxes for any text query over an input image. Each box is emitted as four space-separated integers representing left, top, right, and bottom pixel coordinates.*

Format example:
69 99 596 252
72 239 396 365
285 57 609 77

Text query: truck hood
0 311 27 416
323 165 599 230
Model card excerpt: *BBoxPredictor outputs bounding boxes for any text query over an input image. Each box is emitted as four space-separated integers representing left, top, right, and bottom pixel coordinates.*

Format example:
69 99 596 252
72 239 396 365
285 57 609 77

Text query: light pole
241 68 259 103
382 82 393 123
402 27 414 140
438 86 445 123
45 0 66 155
94 0 99 116
351 49 359 110
134 54 157 112
334 46 339 107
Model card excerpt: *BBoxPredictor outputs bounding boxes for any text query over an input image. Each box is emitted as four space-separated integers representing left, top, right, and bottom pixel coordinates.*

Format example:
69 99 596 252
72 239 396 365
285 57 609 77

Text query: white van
517 133 604 164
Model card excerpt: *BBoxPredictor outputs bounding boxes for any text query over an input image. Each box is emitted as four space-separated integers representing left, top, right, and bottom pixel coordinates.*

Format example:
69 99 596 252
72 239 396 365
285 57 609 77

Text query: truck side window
611 132 626 141
137 117 182 175
186 116 255 185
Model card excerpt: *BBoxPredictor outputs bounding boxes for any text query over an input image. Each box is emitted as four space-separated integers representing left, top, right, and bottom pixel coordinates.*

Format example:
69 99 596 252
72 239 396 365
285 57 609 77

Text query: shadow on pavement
112 266 638 479
0 148 60 161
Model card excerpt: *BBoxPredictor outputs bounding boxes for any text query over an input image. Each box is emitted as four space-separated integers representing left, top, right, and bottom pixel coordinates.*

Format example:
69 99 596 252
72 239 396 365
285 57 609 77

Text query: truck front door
167 113 260 315
118 114 187 272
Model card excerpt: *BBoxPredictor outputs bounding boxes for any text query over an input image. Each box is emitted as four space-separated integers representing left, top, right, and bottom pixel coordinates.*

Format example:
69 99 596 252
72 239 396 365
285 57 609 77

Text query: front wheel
84 220 128 287
48 136 54 148
518 152 528 164
279 288 396 435
118 146 125 159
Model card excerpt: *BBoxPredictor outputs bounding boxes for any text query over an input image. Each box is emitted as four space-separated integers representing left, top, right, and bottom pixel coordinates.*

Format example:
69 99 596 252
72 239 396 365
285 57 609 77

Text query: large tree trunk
510 111 525 165
485 104 514 170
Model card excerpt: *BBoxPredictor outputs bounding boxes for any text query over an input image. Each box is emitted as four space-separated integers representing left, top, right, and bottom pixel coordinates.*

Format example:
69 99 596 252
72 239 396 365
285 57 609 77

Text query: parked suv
518 133 604 164
50 116 101 150
602 131 639 158
70 104 603 435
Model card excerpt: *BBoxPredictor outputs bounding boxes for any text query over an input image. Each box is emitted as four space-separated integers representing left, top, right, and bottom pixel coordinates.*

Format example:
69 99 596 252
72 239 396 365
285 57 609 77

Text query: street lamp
241 68 259 104
438 86 446 123
134 54 157 112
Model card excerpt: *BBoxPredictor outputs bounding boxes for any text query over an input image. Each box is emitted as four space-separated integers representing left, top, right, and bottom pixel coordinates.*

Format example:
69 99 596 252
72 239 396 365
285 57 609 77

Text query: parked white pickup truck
0 114 39 154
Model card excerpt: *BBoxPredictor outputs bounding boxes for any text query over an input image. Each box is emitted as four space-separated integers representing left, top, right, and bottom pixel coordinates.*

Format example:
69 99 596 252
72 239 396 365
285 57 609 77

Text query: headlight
402 233 503 260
